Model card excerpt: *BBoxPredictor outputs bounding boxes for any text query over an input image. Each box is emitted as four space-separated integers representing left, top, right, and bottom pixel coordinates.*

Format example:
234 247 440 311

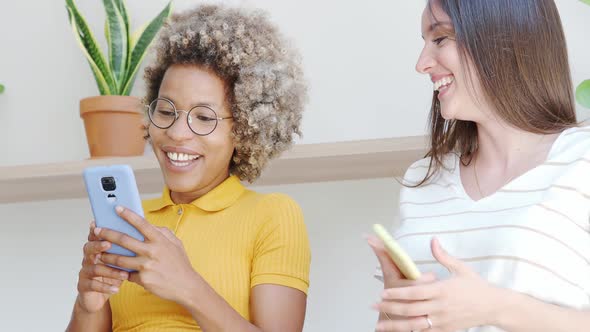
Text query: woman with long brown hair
368 0 590 331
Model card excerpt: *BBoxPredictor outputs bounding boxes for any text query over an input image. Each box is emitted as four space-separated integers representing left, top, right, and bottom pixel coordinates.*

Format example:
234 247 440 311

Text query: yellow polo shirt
110 175 311 331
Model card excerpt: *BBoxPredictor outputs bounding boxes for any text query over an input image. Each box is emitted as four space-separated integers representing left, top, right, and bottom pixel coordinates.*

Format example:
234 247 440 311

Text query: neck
474 119 558 172
170 171 230 204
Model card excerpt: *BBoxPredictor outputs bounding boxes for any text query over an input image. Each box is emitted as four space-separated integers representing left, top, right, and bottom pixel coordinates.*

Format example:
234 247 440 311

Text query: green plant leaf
0 84 4 94
130 22 148 51
66 6 112 95
114 0 131 72
576 80 590 108
103 0 127 88
121 1 172 95
581 0 590 5
65 0 116 94
105 20 110 48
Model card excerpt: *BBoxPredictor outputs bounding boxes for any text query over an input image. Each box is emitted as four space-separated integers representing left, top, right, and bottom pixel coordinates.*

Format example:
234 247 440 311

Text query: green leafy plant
0 83 4 94
576 0 590 108
578 80 590 109
65 0 172 95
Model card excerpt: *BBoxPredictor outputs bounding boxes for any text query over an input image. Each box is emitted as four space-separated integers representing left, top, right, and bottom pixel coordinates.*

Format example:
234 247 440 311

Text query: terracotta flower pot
80 96 146 158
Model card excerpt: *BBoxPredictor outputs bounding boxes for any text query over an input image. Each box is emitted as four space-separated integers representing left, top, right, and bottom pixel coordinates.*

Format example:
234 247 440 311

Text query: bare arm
250 284 307 332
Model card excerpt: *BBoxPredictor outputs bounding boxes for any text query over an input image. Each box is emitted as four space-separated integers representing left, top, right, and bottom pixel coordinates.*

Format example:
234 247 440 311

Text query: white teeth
166 151 200 163
170 160 190 167
434 76 455 91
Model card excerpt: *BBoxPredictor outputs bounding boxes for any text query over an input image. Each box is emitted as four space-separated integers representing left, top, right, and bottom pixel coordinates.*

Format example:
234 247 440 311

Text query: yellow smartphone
373 224 421 280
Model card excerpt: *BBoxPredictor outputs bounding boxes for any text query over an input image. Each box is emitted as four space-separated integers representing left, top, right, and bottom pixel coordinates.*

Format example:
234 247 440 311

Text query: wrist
74 294 92 315
177 270 205 311
487 286 523 329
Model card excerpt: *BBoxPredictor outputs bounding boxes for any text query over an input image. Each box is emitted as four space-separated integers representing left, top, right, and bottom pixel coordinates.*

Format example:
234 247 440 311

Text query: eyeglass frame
146 97 234 136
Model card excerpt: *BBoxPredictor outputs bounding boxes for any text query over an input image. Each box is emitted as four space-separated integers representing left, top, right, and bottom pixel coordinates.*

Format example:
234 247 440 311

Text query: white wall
1 0 587 167
0 0 589 331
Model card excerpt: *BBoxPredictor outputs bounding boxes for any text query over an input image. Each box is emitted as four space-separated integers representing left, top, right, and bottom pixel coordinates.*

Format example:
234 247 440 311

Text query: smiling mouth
165 151 201 167
433 76 454 92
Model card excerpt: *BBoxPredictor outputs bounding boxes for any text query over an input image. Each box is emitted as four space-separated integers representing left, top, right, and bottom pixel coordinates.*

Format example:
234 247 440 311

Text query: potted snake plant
66 0 171 157
577 0 590 109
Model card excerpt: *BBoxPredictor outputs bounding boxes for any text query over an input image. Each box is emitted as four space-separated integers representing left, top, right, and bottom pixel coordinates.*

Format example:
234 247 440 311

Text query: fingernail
120 272 128 279
101 241 109 248
433 236 441 244
434 237 446 250
110 286 119 293
115 206 124 213
94 227 101 236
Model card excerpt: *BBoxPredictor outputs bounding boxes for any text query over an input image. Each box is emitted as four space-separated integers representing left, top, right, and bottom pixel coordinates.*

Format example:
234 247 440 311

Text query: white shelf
0 136 427 203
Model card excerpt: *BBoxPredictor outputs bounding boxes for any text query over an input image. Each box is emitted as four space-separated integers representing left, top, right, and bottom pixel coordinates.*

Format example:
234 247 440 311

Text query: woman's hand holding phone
366 234 436 288
76 221 129 314
94 206 199 307
366 229 437 332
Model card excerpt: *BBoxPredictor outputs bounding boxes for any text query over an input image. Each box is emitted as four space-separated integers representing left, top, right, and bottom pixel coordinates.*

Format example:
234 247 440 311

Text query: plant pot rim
80 95 144 116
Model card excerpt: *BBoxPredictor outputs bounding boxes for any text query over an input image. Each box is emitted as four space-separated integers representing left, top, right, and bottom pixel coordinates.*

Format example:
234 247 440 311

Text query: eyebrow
159 95 218 109
421 21 453 39
430 21 452 31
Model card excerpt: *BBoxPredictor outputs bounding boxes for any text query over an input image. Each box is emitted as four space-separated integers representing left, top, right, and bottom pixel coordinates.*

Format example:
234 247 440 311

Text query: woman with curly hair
67 4 310 332
368 0 590 331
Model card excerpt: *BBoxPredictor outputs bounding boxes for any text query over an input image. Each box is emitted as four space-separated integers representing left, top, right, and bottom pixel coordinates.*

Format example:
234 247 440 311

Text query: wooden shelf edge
0 136 427 204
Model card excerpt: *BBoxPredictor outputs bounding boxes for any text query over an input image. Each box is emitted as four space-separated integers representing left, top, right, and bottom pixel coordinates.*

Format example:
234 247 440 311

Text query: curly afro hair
143 4 308 182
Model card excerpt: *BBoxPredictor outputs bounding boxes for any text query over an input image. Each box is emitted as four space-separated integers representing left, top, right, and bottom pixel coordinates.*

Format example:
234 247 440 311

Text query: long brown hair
416 0 577 186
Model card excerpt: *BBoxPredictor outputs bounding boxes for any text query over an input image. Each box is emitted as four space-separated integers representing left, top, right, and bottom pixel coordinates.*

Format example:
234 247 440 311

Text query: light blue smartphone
83 165 145 271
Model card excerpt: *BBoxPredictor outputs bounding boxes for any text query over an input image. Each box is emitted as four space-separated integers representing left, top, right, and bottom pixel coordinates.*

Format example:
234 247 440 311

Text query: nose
415 46 435 74
166 111 194 141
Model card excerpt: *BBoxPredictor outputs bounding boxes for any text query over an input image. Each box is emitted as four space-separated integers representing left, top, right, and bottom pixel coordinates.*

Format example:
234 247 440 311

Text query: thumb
431 237 470 275
366 235 403 280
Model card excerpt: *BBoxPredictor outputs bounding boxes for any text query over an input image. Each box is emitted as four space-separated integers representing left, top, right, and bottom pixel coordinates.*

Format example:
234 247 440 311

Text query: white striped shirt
377 125 590 332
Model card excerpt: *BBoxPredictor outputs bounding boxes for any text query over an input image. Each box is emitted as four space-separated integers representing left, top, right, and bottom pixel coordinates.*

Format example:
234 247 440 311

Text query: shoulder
550 125 590 161
239 191 305 225
250 192 309 249
255 192 304 221
401 153 458 186
398 153 460 212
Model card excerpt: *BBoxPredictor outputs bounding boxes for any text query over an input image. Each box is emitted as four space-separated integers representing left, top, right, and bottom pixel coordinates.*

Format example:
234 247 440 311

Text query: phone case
373 224 421 280
83 165 145 266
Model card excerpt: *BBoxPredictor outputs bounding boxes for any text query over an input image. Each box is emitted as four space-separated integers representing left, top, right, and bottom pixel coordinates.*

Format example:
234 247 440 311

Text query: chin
439 107 456 120
163 175 201 193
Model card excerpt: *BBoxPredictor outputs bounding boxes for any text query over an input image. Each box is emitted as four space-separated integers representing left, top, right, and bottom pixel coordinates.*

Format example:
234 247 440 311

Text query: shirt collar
144 175 246 212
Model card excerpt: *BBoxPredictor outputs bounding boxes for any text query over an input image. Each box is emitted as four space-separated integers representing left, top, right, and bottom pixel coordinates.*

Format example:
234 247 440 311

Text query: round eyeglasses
147 98 233 136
